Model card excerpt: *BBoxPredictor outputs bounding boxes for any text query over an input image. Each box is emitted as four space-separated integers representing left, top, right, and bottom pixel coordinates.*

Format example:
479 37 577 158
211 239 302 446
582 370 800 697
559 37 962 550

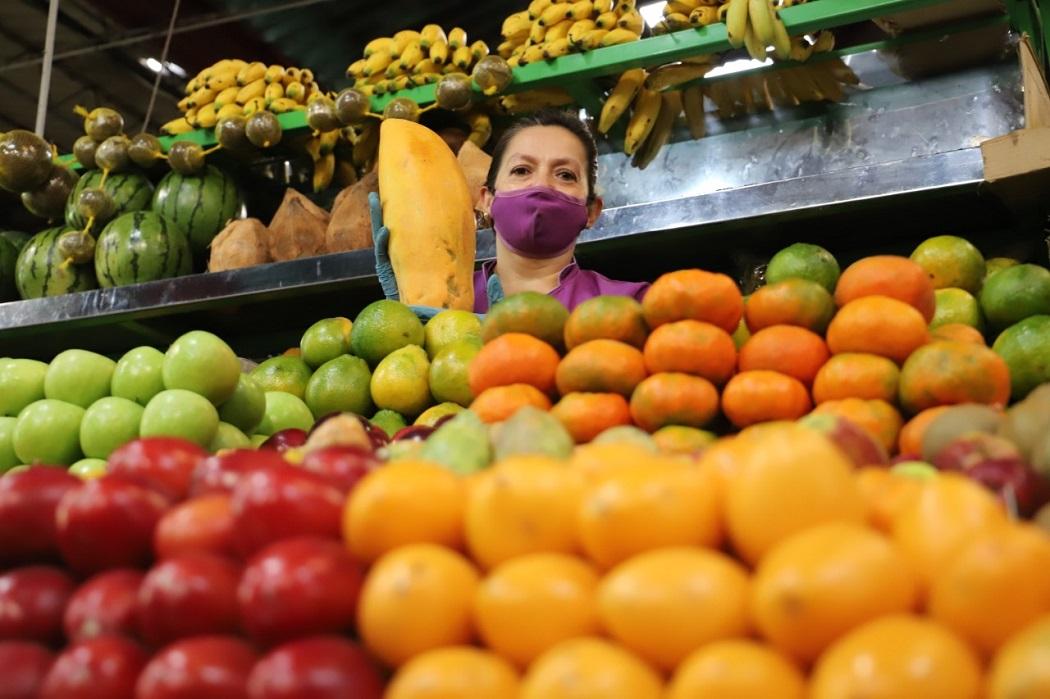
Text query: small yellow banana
568 19 596 46
502 12 531 41
789 36 813 61
217 103 243 121
666 0 701 14
528 0 553 20
530 21 548 44
364 37 396 58
161 117 193 135
570 0 594 20
681 85 706 139
195 103 218 129
471 40 490 61
545 19 575 42
618 8 643 33
744 22 767 61
299 68 314 85
582 28 610 49
268 97 302 113
448 27 468 49
236 61 266 86
689 6 719 25
241 97 266 116
364 50 394 77
633 91 680 170
188 86 216 108
664 11 691 29
594 0 614 12
624 88 661 155
540 3 574 26
522 44 547 64
235 79 266 104
393 30 421 55
813 30 836 53
748 0 776 47
646 62 711 91
615 0 636 11
421 24 447 49
601 27 641 45
429 40 450 65
595 11 618 28
214 86 240 108
346 59 367 78
500 87 574 113
313 154 336 193
264 65 286 84
413 58 441 75
284 81 306 102
543 37 572 58
185 76 202 95
598 67 647 134
177 96 193 112
205 70 238 91
184 108 199 128
264 82 285 103
452 45 474 69
726 0 749 49
398 42 426 72
467 111 492 147
771 10 791 60
497 40 517 58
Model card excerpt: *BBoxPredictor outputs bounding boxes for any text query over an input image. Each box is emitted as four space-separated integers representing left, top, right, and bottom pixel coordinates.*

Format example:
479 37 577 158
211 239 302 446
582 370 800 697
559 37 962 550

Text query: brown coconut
457 139 492 209
324 169 378 254
208 218 271 272
268 188 331 261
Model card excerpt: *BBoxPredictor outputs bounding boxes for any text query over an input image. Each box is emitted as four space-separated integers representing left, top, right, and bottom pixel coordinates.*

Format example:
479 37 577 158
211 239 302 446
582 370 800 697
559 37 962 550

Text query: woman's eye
557 170 578 181
510 166 529 176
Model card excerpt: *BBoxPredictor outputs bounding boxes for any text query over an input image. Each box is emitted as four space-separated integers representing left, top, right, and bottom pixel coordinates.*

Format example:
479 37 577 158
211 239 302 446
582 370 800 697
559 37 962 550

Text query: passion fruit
56 228 97 265
73 135 99 170
94 135 131 173
215 116 249 151
306 96 341 133
245 111 282 148
0 129 54 193
83 107 124 141
435 74 474 111
75 187 117 225
127 133 163 169
20 164 78 220
382 97 421 122
334 88 370 125
167 140 207 175
472 55 513 96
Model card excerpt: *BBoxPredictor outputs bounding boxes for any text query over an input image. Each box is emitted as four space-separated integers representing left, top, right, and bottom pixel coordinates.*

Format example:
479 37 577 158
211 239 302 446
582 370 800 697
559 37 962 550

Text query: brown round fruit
436 75 474 111
383 98 421 122
245 111 282 148
93 135 131 173
83 107 124 142
335 88 371 125
76 187 116 225
215 116 250 151
472 55 513 95
73 135 99 170
167 140 207 175
21 164 77 220
0 129 54 193
127 133 163 169
55 229 96 265
306 96 341 133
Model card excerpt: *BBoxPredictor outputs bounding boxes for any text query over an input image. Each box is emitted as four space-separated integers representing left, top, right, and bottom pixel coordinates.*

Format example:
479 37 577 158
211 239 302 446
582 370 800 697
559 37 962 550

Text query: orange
745 277 836 334
809 615 982 699
652 425 717 455
811 398 903 453
898 340 1011 414
739 325 830 385
519 638 663 699
812 353 900 404
752 523 919 663
473 554 601 668
897 405 951 456
891 472 1007 592
465 455 585 570
469 384 552 423
931 322 986 345
642 320 736 384
666 640 806 699
987 615 1050 699
358 544 480 667
910 234 986 293
835 255 937 322
642 268 744 332
928 523 1050 657
577 459 722 569
468 333 560 396
386 647 520 699
555 339 648 397
725 423 864 565
628 372 719 432
563 295 649 350
343 460 466 563
550 392 632 444
598 547 751 670
721 370 812 429
568 442 659 482
854 467 923 533
826 296 930 364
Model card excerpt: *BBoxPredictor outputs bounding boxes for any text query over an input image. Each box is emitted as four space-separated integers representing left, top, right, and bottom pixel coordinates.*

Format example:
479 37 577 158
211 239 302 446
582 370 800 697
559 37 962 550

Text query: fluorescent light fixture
705 57 772 78
139 57 187 78
639 1 667 28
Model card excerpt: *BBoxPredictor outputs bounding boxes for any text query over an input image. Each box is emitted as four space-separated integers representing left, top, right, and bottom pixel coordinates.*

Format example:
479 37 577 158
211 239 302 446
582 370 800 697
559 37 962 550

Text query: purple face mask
490 185 590 259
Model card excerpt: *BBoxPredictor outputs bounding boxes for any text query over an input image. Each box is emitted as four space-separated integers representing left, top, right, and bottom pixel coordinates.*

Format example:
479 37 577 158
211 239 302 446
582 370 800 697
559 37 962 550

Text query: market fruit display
150 165 244 255
14 226 99 299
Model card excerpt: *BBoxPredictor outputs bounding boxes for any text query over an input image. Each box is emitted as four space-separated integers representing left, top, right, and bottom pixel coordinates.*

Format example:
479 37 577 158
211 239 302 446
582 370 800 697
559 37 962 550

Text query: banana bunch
654 0 725 32
705 56 857 118
345 26 490 98
304 129 340 192
499 0 644 69
162 59 323 135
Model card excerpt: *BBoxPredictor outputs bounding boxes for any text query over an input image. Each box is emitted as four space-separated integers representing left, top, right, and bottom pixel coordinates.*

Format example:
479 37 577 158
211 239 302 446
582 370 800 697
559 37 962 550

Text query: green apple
162 331 241 405
44 350 116 408
0 358 48 416
250 434 269 447
140 389 220 448
300 317 352 368
0 416 19 472
111 346 166 406
13 399 85 465
69 458 108 479
218 374 266 434
256 392 314 436
250 356 312 399
210 421 251 451
79 396 143 459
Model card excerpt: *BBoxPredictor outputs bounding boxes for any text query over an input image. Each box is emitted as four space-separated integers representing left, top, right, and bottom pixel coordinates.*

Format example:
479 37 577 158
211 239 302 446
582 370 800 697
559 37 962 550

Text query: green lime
424 310 482 359
370 344 431 418
0 417 18 472
371 409 407 437
980 264 1050 331
300 317 353 368
250 356 313 399
985 257 1019 279
481 291 569 348
428 338 481 407
766 242 841 293
910 235 985 293
993 315 1050 400
256 392 315 436
210 421 251 451
350 300 425 367
304 354 373 419
931 288 983 329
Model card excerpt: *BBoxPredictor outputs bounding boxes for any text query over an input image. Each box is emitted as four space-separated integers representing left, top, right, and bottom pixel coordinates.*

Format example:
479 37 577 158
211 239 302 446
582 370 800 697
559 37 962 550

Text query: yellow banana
319 129 340 155
364 37 396 58
195 103 218 129
313 154 335 193
618 9 643 33
615 0 636 11
393 30 421 55
217 103 243 121
570 0 594 20
264 82 284 103
530 21 548 43
236 61 266 86
595 11 618 28
726 0 749 49
283 67 302 86
184 108 199 128
241 97 266 116
235 79 266 104
689 6 719 25
521 44 547 64
595 0 614 12
813 30 835 53
177 96 193 112
528 0 553 20
633 91 680 170
413 58 441 75
299 68 314 85
268 97 302 113
501 12 530 41
500 87 574 113
471 40 490 60
771 10 791 60
748 0 776 47
646 62 711 91
201 59 240 81
352 122 379 169
568 19 596 46
185 76 202 95
284 81 306 102
601 28 641 45
544 19 573 42
540 3 574 26
421 24 447 49
452 45 474 69
429 40 450 65
624 88 661 155
305 135 322 161
346 59 367 78
681 85 706 139
467 111 492 147
598 67 647 133
397 41 426 71
508 55 521 68
664 12 691 30
188 86 216 108
744 22 767 61
214 86 240 108
581 28 609 49
789 36 813 61
666 0 701 14
206 70 238 91
543 37 572 58
160 117 193 135
497 40 517 58
364 50 394 77
447 27 467 49
264 65 285 84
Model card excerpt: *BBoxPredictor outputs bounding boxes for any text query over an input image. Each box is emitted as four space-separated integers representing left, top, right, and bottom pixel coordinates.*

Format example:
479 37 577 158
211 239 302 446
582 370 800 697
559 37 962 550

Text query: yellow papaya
377 119 476 310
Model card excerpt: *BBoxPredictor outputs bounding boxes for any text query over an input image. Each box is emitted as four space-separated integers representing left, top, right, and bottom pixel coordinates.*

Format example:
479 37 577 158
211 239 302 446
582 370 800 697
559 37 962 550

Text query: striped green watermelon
95 211 192 288
65 169 154 230
0 237 17 301
0 230 31 252
14 227 99 299
151 165 243 256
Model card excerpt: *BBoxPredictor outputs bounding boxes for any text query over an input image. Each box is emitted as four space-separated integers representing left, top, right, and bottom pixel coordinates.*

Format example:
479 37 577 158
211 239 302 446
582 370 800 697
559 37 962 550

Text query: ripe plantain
632 91 681 170
726 0 749 49
598 68 647 134
624 88 662 155
646 62 711 91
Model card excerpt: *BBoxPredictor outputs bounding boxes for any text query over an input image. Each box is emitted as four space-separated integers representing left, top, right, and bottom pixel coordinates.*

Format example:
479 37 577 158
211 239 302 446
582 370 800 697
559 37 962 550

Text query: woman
373 109 648 314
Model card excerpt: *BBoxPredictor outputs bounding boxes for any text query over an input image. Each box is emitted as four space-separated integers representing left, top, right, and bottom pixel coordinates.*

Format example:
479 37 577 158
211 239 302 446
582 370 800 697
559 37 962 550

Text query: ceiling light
638 1 667 28
139 57 187 78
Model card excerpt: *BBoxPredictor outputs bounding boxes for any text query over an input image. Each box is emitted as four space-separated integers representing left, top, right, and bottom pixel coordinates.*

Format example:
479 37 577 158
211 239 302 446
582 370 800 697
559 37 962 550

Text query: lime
303 354 373 419
250 355 313 399
931 288 983 329
14 399 85 465
111 347 165 406
591 425 658 451
210 421 251 451
424 310 482 359
910 235 985 293
44 350 116 408
980 264 1050 331
370 344 431 418
371 409 407 437
415 402 464 426
256 392 315 436
140 389 219 448
0 416 18 472
985 257 1019 279
300 317 353 368
350 299 425 367
162 331 241 405
0 358 47 417
428 338 481 407
79 396 143 459
218 374 265 434
993 315 1050 400
481 291 569 348
766 242 841 293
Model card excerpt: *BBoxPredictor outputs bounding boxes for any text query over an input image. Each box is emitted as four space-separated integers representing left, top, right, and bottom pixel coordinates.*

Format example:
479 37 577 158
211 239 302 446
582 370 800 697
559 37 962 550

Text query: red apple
246 636 383 699
0 467 81 565
189 450 290 498
299 446 378 493
134 635 257 699
933 432 1049 516
40 635 148 699
932 432 1022 471
230 466 344 557
0 641 54 699
63 569 144 643
238 537 363 646
154 495 237 561
136 553 242 647
260 429 308 452
392 425 436 443
799 412 889 467
311 413 389 451
55 475 170 575
0 566 75 645
107 438 209 502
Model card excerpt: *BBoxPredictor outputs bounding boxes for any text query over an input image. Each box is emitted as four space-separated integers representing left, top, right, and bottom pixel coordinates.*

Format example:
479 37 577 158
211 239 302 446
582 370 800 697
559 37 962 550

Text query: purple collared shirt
473 259 650 314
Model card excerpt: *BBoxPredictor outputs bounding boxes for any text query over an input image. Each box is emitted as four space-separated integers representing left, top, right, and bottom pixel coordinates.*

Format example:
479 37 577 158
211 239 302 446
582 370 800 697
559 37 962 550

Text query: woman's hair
484 109 599 203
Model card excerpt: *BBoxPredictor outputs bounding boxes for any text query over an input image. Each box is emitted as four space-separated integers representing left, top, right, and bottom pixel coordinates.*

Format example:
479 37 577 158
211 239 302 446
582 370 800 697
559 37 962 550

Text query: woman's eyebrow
506 153 538 164
550 158 580 170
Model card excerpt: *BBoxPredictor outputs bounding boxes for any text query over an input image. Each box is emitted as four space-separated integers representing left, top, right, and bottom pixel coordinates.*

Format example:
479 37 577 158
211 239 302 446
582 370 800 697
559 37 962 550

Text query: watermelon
0 237 17 301
95 211 192 288
151 165 244 256
0 230 31 252
14 227 98 299
65 169 154 230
